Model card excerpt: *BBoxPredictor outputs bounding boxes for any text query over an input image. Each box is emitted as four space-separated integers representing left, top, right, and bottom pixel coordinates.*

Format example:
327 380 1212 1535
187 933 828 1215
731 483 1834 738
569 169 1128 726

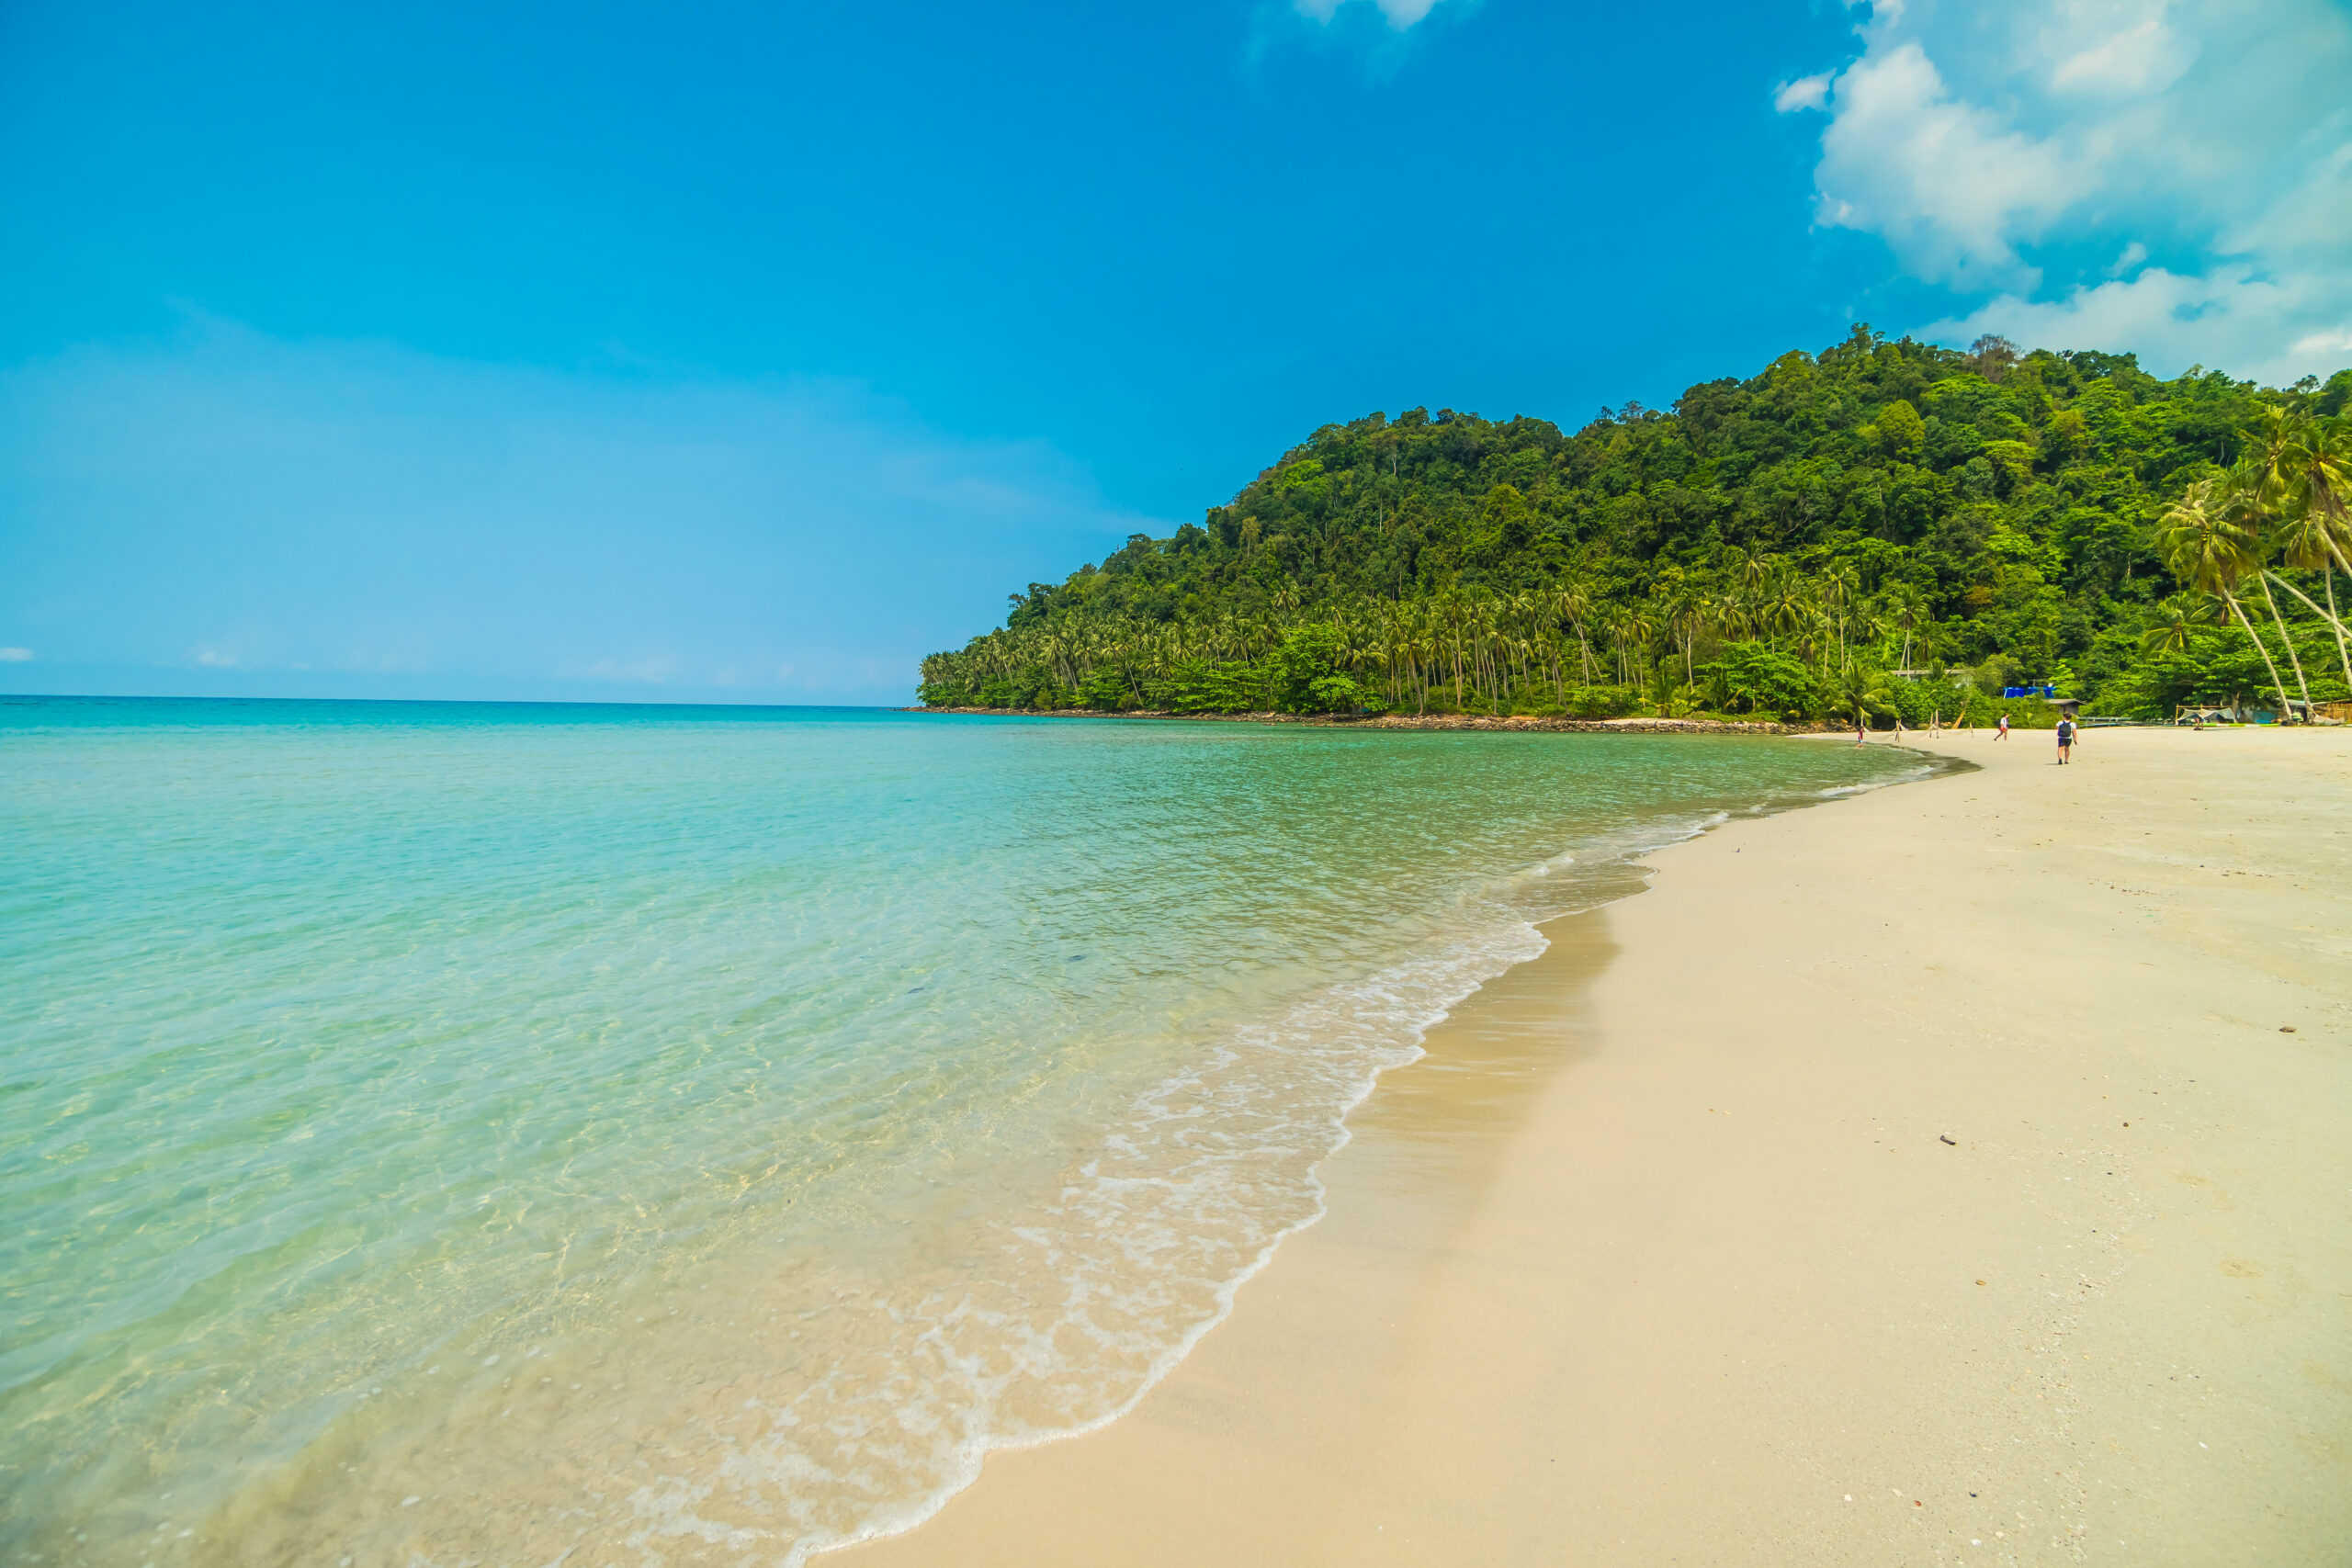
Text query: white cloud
2047 12 2190 95
1780 0 2352 381
1809 39 2080 289
0 647 32 661
1925 258 2352 390
1773 73 1831 113
1292 0 1451 30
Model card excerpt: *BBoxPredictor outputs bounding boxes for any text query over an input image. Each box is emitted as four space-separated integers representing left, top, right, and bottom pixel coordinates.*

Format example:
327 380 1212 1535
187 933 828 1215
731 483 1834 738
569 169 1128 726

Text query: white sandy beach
846 725 2352 1567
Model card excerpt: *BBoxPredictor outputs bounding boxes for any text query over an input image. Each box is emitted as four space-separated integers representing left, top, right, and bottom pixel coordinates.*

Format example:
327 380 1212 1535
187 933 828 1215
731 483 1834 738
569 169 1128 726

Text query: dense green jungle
918 329 2352 727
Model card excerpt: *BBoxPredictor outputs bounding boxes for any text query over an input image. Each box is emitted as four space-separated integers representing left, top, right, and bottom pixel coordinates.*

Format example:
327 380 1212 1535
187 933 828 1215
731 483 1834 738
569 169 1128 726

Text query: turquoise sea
0 697 1923 1565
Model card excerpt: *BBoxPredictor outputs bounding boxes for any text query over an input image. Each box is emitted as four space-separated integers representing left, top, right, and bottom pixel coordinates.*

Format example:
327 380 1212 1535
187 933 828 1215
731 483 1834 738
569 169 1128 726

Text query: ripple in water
0 699 1926 1564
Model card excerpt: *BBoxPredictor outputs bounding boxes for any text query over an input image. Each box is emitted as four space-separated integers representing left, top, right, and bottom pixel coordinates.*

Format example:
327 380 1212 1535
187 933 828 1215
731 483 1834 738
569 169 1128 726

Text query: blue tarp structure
2001 685 2058 698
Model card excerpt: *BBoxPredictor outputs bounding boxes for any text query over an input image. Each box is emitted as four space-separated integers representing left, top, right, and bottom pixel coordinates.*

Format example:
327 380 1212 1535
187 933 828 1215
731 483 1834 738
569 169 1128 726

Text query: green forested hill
918 329 2352 724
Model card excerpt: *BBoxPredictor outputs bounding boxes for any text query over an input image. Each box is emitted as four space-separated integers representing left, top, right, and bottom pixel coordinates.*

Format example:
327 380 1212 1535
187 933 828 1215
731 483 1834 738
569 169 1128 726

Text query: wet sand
844 726 2352 1566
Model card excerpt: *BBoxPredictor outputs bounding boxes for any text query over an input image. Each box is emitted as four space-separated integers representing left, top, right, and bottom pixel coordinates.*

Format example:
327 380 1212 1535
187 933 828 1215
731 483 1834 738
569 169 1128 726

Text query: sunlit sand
848 726 2352 1566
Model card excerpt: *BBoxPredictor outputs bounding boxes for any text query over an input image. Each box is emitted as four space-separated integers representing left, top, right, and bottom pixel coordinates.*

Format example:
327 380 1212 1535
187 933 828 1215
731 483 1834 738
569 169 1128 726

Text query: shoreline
844 726 2352 1566
794 738 1951 1563
95 723 1913 1568
910 705 1829 732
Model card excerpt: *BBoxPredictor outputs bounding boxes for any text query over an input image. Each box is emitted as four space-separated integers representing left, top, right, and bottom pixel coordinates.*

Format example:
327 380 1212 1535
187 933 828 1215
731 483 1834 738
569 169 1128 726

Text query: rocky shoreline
910 707 1829 735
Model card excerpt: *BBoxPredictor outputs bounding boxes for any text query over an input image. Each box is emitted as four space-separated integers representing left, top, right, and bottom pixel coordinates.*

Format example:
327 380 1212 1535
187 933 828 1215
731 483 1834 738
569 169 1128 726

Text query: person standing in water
2056 715 2076 764
1996 712 2011 740
1856 714 1868 745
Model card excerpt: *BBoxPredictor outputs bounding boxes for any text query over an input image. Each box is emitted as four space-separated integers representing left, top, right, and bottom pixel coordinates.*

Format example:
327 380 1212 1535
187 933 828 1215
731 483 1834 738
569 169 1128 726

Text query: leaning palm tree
2223 457 2316 717
2261 547 2352 697
2278 413 2352 562
2156 479 2297 721
2258 412 2352 694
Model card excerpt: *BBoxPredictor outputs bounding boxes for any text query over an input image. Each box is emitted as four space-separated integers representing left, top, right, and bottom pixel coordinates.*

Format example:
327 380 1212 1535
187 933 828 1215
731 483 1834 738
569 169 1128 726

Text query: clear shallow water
0 697 1924 1564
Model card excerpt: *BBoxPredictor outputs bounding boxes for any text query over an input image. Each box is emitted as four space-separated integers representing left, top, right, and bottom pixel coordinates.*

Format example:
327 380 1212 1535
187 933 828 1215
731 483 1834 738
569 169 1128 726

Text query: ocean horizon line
0 690 907 715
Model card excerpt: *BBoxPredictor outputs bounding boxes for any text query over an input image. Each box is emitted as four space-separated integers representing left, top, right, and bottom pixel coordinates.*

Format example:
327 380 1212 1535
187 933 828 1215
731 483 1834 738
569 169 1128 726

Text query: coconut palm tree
1761 568 1808 652
2157 479 2296 721
2137 599 2205 658
1441 610 1472 709
1411 623 1438 714
1828 661 1894 729
2258 413 2352 693
1732 546 1769 600
1659 587 1704 682
1604 606 1648 684
1820 565 1860 669
2222 457 2317 716
1715 585 1755 644
1548 578 1596 687
2259 563 2352 697
1883 583 1930 669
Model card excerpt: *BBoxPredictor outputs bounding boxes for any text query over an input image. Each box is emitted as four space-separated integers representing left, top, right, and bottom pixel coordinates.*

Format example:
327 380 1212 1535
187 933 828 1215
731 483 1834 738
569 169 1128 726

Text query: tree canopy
920 329 2352 725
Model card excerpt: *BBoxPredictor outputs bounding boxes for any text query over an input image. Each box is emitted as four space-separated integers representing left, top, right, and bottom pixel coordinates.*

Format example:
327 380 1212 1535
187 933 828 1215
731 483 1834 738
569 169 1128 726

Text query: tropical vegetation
919 330 2352 726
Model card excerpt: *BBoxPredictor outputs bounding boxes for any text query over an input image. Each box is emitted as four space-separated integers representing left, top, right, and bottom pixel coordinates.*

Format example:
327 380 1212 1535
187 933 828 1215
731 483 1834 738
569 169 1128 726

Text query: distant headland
919 330 2351 729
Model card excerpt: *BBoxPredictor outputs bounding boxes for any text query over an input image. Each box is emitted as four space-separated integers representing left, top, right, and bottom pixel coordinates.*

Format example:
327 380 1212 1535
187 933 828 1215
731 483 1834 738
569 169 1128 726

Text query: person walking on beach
1996 712 2011 740
2056 716 2076 764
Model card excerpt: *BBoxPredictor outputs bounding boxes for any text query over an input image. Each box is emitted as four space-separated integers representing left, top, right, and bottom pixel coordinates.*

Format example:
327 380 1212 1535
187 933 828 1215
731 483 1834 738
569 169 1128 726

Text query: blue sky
4 0 2347 704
